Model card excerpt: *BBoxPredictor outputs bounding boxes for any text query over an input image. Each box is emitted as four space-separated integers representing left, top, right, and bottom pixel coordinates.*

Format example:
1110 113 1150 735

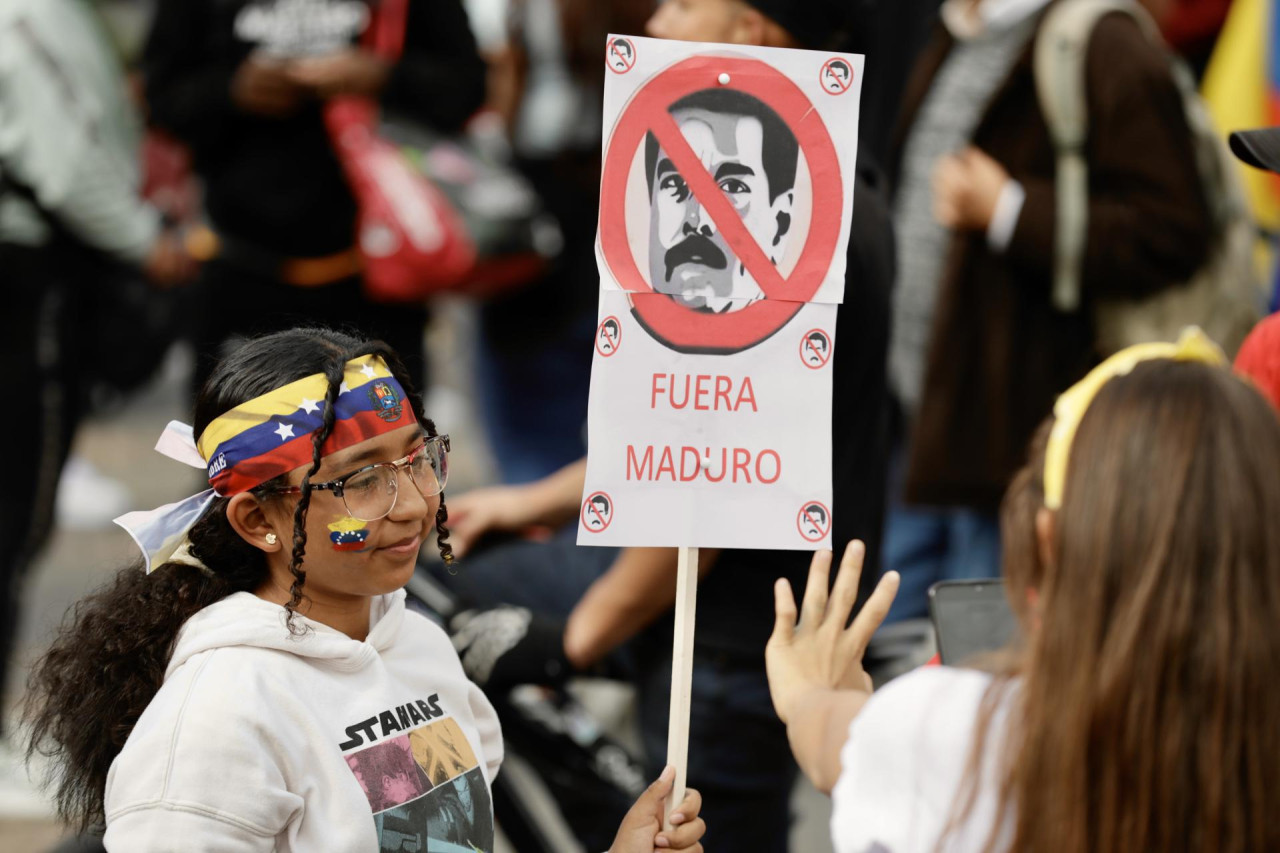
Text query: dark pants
436 528 799 851
189 260 429 395
1 244 82 730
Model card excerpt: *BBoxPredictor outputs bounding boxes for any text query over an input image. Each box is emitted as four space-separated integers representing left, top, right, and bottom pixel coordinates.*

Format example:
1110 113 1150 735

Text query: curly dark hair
22 327 453 833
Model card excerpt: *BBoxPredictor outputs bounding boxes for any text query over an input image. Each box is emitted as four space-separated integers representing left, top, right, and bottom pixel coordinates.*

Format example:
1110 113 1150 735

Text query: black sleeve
382 0 487 133
141 1 243 147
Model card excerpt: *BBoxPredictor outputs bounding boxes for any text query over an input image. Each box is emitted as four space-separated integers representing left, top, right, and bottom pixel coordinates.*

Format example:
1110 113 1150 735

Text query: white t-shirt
104 590 503 852
830 666 1016 853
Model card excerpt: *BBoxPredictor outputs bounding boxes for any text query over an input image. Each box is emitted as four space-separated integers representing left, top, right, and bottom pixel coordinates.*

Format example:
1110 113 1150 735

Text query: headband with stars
196 354 416 496
115 355 416 573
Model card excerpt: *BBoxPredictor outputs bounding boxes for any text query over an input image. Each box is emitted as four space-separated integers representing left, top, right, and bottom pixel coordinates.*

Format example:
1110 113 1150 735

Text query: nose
387 465 432 522
682 218 713 238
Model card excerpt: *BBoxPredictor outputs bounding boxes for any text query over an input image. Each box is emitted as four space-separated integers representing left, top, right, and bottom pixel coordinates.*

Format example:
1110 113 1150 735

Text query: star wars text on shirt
338 694 445 751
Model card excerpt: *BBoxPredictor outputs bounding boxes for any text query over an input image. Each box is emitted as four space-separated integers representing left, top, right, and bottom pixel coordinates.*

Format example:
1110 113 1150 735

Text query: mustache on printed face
663 233 728 282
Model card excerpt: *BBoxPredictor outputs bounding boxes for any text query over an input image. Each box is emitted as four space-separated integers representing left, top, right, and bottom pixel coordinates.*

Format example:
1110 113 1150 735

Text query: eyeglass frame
274 434 450 521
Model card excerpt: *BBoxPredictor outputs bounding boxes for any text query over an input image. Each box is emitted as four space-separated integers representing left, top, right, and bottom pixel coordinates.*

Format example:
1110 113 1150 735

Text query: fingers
639 765 676 809
771 578 797 644
824 540 866 632
799 549 833 628
657 788 705 850
668 786 701 823
842 570 900 660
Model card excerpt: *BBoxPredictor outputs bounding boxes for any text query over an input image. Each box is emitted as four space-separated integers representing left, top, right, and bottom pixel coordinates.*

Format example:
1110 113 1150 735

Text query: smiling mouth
378 535 421 555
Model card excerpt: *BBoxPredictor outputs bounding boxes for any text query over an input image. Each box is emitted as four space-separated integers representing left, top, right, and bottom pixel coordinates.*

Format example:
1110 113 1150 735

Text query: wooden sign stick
665 545 698 832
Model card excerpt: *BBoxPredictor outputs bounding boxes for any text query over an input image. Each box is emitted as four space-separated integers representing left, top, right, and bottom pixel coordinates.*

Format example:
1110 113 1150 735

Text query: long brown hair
958 360 1280 852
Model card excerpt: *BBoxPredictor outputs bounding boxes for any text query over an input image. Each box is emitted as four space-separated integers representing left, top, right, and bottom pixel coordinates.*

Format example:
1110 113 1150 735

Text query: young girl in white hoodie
24 327 705 853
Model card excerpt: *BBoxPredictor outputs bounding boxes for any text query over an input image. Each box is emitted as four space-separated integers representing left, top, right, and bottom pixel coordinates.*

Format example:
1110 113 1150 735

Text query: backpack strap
1033 0 1161 312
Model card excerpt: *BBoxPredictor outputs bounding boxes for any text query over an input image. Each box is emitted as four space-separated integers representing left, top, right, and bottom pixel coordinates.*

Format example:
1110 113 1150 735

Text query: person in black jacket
143 0 487 391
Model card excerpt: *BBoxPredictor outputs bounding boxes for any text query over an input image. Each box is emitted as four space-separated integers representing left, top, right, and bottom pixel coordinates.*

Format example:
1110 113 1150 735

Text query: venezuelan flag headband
1042 327 1225 511
114 355 416 572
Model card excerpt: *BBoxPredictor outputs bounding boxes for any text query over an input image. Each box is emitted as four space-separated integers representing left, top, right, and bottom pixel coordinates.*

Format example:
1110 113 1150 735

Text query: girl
766 329 1280 852
24 327 704 852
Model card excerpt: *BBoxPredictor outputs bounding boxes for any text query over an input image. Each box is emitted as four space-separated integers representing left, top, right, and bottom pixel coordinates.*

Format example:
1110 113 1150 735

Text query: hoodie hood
166 589 408 679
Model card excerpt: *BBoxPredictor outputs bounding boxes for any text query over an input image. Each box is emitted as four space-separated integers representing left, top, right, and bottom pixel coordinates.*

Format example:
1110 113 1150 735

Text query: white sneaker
55 456 133 531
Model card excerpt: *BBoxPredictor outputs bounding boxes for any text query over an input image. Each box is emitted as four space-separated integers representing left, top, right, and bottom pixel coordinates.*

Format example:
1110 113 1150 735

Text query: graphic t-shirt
104 591 502 853
341 699 496 852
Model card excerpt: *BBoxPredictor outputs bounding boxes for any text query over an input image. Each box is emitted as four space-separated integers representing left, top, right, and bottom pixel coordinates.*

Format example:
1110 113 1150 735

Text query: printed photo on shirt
345 735 433 814
343 713 492 851
374 766 495 853
408 717 480 787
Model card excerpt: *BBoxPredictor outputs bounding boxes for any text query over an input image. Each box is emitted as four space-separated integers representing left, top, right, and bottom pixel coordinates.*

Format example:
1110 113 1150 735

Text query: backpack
1033 0 1263 356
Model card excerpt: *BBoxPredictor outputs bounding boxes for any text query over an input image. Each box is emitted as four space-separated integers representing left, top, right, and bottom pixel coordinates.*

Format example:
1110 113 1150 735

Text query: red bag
325 0 476 303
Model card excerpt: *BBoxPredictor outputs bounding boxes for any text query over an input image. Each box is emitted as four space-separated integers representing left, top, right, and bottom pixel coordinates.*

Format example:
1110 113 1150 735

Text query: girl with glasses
23 327 705 853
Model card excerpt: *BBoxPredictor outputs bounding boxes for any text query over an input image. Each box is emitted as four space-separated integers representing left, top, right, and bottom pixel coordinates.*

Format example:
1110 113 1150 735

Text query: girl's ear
227 492 284 553
1035 507 1055 574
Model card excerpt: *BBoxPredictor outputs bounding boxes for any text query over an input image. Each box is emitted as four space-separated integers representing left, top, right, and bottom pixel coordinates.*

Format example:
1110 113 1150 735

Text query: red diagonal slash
589 503 608 527
803 509 826 534
648 110 789 301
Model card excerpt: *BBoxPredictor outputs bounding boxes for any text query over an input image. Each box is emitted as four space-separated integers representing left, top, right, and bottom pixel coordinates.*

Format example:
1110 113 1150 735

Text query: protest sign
578 36 863 550
577 36 863 824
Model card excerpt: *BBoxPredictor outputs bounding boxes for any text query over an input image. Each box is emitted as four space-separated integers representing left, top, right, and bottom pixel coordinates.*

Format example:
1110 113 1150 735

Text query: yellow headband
1042 327 1226 510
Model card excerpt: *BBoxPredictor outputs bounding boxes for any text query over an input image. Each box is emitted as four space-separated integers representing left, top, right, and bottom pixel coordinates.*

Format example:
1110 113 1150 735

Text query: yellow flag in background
1203 0 1280 231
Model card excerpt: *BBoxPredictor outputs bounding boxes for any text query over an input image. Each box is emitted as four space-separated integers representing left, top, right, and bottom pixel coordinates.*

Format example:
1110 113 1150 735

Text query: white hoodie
103 589 503 852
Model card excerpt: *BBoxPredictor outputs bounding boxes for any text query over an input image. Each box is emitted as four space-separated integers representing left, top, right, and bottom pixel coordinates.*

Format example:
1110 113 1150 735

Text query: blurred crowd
3 0 1280 851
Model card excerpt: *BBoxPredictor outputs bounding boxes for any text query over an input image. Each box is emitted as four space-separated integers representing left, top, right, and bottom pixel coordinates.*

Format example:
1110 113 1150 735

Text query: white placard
580 35 863 550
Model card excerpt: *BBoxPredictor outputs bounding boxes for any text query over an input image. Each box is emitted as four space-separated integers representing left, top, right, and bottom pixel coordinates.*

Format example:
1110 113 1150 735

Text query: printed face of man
600 320 619 349
647 106 794 313
804 505 826 536
825 62 850 90
588 496 610 526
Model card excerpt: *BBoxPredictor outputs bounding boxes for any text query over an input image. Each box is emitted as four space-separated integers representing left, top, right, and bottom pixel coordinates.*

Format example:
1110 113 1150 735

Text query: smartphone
928 579 1019 666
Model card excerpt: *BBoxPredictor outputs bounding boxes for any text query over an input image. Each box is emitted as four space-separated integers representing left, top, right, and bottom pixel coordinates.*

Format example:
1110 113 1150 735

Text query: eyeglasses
278 435 449 522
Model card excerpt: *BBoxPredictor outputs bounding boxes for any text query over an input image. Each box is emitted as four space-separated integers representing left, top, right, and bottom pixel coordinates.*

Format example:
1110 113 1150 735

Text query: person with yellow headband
21 328 705 853
764 328 1280 853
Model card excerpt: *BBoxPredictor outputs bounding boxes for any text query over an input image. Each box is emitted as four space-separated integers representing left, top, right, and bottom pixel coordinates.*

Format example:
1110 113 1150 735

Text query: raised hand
765 541 899 725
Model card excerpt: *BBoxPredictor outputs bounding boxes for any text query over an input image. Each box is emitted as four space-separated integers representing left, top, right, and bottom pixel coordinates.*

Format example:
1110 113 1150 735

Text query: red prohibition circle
596 316 623 357
599 55 844 354
799 328 833 369
796 500 831 543
581 491 614 532
606 38 637 74
820 58 854 95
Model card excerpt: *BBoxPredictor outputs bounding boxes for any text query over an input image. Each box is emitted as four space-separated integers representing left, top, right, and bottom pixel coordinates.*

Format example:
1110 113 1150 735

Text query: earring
265 533 278 546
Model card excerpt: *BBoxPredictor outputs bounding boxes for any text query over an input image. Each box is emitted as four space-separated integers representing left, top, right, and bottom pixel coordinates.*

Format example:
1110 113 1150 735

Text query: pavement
0 300 833 853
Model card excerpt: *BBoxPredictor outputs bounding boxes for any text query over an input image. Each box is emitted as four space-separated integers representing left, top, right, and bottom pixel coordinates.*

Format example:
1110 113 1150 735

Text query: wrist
780 684 831 727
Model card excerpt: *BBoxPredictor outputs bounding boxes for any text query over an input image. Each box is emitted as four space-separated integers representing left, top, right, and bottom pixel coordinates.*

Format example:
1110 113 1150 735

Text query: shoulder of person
105 648 305 842
1083 10 1179 84
831 667 1009 853
398 607 460 656
857 665 995 734
843 666 1004 780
